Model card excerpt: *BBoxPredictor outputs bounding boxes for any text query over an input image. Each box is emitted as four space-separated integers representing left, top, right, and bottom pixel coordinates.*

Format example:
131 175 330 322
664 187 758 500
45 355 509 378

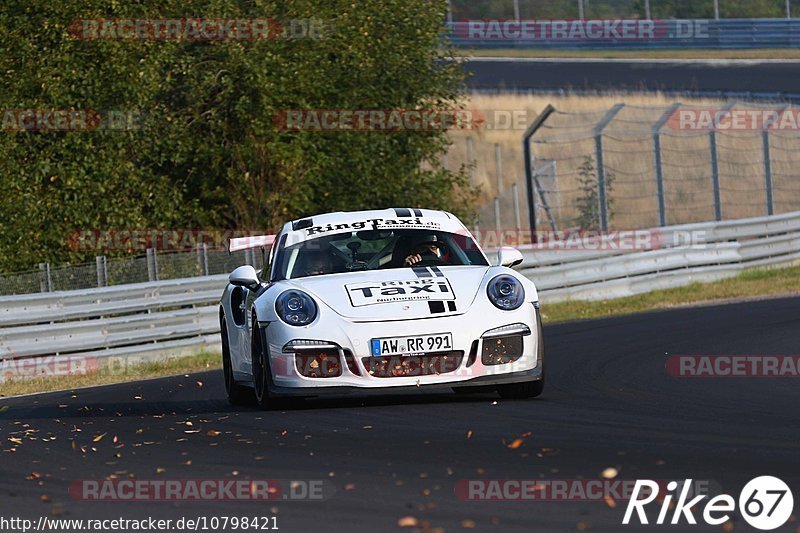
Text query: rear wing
228 234 276 253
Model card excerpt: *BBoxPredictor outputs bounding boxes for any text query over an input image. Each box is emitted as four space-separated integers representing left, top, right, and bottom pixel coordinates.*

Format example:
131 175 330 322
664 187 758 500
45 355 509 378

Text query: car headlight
487 275 525 311
275 290 318 326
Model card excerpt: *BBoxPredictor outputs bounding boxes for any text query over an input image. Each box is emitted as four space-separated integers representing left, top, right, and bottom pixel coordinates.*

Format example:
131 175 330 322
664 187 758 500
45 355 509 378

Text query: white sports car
219 208 544 407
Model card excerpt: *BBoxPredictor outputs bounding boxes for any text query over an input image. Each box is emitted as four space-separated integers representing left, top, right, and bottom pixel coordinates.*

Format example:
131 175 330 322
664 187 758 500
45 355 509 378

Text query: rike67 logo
623 476 793 530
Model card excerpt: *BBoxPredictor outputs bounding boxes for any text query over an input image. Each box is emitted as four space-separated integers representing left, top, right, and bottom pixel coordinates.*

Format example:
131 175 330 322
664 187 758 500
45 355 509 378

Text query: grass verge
0 351 221 399
1 265 798 398
541 265 800 323
460 48 800 60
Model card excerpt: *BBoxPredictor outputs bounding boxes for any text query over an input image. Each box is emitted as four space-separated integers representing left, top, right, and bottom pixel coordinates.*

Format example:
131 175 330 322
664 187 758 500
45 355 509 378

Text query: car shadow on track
261 390 551 412
1 392 548 419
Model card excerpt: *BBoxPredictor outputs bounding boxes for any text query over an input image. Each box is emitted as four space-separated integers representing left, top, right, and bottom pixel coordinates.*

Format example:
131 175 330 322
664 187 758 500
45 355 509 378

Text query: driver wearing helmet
299 250 334 277
403 234 446 267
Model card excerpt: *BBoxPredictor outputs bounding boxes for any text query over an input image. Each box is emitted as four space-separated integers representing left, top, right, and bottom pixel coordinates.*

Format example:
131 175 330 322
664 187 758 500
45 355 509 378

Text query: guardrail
1 211 798 382
447 18 800 50
517 211 800 300
0 276 227 383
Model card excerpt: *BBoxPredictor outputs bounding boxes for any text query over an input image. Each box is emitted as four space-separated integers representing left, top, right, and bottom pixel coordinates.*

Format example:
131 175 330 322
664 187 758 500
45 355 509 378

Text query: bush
0 0 477 272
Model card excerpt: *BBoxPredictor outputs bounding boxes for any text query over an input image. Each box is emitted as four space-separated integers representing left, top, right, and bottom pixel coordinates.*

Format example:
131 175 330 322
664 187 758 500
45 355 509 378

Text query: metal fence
464 102 800 235
0 246 265 296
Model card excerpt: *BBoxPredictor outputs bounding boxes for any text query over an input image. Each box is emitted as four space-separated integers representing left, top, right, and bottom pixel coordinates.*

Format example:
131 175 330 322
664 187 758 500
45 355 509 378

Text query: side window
262 233 286 282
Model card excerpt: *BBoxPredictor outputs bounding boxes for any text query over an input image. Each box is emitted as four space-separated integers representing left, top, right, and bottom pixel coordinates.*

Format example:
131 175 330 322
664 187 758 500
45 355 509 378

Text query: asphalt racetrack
1 296 799 532
466 58 800 100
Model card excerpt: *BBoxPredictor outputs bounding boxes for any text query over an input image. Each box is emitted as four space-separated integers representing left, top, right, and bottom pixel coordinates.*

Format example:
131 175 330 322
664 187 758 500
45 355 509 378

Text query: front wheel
251 320 274 409
251 319 297 409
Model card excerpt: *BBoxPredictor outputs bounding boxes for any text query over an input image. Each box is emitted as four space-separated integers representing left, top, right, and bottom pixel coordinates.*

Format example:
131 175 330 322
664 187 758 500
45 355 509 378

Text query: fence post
197 244 209 276
762 129 775 216
760 104 784 216
532 159 558 231
495 143 503 195
709 130 722 221
146 248 159 281
594 103 625 234
95 256 108 288
466 136 475 185
652 103 681 227
513 0 520 19
38 262 52 293
709 103 735 222
511 182 522 232
644 0 651 18
494 197 502 241
578 0 585 18
522 105 556 240
713 0 720 19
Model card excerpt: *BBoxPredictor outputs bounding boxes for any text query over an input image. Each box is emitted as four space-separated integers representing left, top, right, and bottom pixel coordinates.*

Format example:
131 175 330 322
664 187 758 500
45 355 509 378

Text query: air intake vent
292 218 313 231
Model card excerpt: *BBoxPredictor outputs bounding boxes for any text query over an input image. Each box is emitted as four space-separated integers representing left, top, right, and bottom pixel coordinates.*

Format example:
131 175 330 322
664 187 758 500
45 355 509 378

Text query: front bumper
262 301 543 395
265 366 542 398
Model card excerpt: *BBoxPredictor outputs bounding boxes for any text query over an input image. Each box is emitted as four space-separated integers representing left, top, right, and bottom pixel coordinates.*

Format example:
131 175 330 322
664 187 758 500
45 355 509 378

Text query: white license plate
370 333 453 357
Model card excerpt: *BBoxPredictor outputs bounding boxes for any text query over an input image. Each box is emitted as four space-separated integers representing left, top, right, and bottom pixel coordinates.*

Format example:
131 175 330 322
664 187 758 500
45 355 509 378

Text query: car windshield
275 229 488 280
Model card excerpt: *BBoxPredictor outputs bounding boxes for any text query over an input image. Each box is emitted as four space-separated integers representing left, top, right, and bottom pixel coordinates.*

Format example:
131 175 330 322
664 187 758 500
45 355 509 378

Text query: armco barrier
448 18 800 50
1 211 799 381
0 276 228 383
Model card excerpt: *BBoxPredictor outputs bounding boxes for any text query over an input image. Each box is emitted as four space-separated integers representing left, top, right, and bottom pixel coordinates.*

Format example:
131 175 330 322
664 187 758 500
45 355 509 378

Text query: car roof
280 208 469 246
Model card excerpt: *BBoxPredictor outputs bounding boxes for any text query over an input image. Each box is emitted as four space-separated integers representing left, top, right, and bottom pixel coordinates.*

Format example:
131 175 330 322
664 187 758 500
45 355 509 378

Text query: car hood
283 266 491 321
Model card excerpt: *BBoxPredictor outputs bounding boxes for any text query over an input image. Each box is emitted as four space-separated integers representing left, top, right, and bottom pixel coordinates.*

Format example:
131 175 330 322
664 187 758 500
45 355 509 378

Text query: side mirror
229 265 260 289
496 247 524 268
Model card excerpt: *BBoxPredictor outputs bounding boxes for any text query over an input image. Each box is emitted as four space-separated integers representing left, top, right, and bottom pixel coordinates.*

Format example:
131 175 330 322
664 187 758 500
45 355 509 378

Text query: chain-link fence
0 246 265 296
463 101 800 234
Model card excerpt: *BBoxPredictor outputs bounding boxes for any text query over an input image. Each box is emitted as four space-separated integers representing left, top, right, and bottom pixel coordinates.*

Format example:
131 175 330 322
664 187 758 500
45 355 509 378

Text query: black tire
251 317 294 410
221 317 250 406
496 378 544 399
251 318 272 409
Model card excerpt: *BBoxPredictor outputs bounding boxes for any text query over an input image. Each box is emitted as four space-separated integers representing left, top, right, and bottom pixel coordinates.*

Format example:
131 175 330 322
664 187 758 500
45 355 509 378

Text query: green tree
0 0 477 272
